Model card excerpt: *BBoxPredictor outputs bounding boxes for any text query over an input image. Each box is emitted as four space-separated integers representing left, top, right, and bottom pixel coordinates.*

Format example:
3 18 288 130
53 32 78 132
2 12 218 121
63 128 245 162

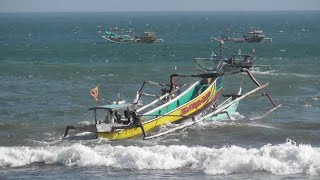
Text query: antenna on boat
116 91 120 102
112 90 126 105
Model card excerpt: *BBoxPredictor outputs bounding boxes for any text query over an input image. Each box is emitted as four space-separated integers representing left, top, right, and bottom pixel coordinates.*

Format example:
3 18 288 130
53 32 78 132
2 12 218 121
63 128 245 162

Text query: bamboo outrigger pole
242 68 280 108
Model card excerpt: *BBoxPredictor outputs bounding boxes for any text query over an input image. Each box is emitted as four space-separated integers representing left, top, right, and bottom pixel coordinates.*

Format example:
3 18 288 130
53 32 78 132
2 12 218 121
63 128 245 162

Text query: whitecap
244 123 279 130
303 104 312 108
100 74 114 77
1 142 320 175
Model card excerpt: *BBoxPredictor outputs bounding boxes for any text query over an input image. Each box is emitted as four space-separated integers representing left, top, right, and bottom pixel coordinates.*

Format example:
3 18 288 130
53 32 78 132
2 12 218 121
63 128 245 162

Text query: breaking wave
1 140 320 175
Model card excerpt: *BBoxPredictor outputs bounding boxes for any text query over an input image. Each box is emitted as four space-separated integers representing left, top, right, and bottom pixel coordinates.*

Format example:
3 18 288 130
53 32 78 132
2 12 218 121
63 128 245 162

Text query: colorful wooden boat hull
97 77 223 140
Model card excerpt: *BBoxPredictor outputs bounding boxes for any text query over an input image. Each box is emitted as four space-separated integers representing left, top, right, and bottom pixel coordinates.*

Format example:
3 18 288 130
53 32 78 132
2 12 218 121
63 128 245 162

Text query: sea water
0 11 320 179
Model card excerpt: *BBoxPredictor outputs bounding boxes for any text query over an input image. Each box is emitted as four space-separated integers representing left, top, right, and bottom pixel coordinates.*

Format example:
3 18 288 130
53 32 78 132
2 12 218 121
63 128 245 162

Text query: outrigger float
64 47 281 140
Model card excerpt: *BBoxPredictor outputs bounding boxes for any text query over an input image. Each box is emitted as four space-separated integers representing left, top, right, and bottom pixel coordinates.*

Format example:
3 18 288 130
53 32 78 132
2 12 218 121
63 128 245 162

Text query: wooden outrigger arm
242 68 277 106
241 68 282 119
143 82 270 140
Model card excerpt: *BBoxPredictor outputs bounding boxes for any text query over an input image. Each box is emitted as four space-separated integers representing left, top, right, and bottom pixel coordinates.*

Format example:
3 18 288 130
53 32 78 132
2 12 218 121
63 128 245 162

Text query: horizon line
1 9 320 14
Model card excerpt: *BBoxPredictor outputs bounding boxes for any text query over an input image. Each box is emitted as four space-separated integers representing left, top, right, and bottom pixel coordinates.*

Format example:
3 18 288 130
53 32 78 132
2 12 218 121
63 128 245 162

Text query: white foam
243 123 279 130
1 142 320 175
260 71 320 78
289 73 320 78
242 70 276 76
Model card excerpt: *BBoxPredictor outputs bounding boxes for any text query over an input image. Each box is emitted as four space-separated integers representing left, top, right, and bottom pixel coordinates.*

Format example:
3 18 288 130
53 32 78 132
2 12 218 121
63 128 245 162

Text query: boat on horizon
211 30 272 43
134 31 164 43
101 26 163 44
101 26 135 43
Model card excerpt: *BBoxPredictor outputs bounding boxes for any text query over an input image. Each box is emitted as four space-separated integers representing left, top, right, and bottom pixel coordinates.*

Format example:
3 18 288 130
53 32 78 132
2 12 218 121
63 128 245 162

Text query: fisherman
131 110 140 124
123 108 131 125
114 110 122 123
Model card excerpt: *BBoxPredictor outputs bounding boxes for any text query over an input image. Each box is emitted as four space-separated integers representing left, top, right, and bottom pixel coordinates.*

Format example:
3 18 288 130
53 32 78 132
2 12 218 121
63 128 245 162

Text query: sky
1 0 320 13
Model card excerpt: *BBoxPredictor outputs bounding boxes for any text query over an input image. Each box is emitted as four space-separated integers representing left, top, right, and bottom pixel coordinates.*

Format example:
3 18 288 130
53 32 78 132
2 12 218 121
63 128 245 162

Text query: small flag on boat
90 85 99 101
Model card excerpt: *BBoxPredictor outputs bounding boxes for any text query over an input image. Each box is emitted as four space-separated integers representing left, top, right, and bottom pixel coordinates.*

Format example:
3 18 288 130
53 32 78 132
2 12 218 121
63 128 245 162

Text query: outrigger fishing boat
101 26 135 43
101 26 163 43
134 31 164 43
211 30 272 43
194 51 270 73
64 66 226 140
202 36 271 72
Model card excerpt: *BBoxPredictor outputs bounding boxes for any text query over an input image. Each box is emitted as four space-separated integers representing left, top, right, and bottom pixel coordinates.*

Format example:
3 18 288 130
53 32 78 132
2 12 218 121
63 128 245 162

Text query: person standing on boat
131 111 140 124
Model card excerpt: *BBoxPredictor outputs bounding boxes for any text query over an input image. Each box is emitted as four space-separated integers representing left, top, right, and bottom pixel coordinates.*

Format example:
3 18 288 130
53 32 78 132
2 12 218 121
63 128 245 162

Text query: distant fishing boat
211 30 272 43
195 42 271 72
101 26 164 43
194 53 255 72
101 26 163 44
101 26 135 43
134 31 164 43
242 30 266 43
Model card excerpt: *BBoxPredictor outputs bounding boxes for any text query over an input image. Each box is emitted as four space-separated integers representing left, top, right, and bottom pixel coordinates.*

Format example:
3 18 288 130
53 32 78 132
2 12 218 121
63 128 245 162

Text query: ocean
0 11 320 179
